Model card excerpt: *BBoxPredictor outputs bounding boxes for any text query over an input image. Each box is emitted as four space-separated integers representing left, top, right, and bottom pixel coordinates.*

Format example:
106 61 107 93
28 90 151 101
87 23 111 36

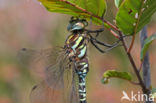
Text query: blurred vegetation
0 0 156 103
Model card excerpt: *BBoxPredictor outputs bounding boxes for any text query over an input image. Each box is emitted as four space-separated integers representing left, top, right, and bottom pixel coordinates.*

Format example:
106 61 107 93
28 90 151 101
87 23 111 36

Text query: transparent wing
67 64 79 103
30 81 64 103
45 52 69 89
18 47 79 103
17 47 64 73
17 46 69 88
30 63 79 103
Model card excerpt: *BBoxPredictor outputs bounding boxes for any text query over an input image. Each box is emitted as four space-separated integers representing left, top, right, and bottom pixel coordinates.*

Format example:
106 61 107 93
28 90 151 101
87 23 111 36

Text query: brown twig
109 29 120 39
127 35 135 53
118 31 148 94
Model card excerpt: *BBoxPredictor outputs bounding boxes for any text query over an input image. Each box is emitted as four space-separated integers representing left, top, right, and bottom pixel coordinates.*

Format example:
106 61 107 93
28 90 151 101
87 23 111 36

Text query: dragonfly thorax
65 33 87 60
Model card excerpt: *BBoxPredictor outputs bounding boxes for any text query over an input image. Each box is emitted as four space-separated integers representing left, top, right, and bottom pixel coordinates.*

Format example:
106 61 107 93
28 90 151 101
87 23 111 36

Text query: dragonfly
18 17 122 103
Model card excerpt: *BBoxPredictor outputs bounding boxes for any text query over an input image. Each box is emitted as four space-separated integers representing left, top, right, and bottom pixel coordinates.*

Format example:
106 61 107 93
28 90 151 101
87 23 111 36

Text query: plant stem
127 35 135 53
118 31 148 94
140 26 152 103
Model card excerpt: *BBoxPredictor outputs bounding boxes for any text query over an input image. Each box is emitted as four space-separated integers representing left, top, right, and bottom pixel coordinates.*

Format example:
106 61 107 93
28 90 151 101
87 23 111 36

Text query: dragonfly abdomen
76 59 88 103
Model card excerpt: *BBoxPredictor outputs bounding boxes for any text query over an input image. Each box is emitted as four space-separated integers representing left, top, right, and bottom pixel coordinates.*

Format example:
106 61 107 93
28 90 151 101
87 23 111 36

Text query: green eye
83 21 88 27
67 17 88 31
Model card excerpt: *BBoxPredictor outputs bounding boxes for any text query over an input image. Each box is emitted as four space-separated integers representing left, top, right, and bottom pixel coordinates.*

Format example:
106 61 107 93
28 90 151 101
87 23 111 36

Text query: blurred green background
0 0 156 103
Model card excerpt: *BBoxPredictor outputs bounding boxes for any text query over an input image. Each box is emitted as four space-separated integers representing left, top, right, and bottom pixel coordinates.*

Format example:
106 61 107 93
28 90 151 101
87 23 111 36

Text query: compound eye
83 21 88 27
75 22 84 28
81 19 88 27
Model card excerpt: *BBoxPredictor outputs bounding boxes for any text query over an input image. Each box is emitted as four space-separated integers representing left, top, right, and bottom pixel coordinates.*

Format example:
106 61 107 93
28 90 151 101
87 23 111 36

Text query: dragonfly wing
63 63 79 103
45 52 69 89
18 47 80 103
69 69 79 103
17 47 64 70
30 81 64 103
29 52 70 103
30 61 79 103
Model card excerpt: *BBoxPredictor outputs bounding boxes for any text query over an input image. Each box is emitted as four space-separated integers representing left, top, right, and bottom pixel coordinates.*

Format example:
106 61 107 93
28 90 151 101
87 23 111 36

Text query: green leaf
116 0 156 35
140 33 156 60
39 0 107 25
101 70 132 84
114 0 123 8
152 88 156 98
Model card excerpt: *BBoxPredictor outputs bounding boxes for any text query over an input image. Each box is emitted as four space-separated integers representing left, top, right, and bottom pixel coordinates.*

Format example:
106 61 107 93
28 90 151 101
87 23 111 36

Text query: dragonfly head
67 17 88 32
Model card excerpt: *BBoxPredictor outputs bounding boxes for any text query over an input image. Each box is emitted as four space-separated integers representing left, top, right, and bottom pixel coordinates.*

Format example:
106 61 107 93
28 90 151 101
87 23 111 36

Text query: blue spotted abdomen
75 58 89 103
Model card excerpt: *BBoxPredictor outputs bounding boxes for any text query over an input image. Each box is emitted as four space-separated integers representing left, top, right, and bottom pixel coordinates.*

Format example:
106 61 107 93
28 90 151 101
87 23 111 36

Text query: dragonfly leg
90 39 105 53
90 39 121 53
85 16 105 37
88 33 122 53
85 28 104 33
89 32 121 46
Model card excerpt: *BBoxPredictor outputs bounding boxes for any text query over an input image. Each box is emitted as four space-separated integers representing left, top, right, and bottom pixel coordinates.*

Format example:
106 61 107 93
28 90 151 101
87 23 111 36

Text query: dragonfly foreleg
88 33 121 53
85 28 104 33
90 39 106 53
92 37 121 47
